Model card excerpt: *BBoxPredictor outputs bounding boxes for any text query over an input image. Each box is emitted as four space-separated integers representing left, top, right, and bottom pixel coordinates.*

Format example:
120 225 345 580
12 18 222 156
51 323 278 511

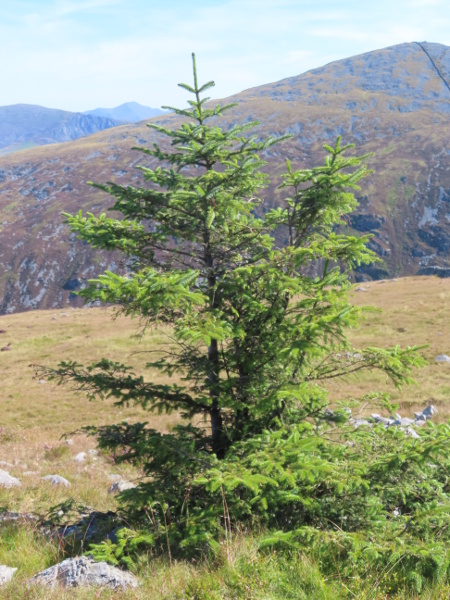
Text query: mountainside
1 41 450 313
0 104 122 156
84 101 164 122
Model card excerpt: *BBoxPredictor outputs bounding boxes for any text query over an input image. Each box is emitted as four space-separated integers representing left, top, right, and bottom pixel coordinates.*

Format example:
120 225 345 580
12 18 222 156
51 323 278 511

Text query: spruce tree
41 54 420 462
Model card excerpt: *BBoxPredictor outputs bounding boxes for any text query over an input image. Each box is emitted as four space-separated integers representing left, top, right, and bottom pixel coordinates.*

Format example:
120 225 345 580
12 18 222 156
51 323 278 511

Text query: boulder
351 418 372 429
405 427 421 439
435 354 450 362
42 475 71 487
0 565 17 585
422 405 438 418
0 511 37 523
108 481 137 495
0 469 21 488
29 556 138 589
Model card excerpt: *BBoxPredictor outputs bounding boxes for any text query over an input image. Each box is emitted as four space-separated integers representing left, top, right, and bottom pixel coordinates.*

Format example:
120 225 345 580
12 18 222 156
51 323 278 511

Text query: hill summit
0 41 450 313
83 102 165 122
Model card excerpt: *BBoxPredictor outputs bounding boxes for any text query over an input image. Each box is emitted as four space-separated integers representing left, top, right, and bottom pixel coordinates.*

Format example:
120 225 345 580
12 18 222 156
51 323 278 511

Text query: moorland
0 276 449 598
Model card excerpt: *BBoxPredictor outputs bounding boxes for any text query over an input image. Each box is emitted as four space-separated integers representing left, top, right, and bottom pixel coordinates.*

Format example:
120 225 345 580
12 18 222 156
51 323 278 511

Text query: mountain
0 104 122 156
83 101 165 122
1 41 450 313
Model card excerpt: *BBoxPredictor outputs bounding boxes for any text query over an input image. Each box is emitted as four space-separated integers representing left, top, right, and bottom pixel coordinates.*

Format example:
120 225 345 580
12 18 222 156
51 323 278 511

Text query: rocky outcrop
0 565 16 585
29 556 138 589
0 469 21 488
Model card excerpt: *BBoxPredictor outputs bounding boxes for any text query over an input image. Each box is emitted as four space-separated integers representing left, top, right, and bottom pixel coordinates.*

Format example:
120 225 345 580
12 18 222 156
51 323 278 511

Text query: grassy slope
0 275 450 598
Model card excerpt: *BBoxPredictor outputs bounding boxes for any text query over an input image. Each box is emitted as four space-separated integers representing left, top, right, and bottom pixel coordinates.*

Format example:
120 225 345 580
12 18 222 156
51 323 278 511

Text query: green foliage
36 54 438 592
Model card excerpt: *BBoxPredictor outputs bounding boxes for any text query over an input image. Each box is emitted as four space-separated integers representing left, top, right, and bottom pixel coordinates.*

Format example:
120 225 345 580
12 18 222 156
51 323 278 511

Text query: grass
1 275 450 597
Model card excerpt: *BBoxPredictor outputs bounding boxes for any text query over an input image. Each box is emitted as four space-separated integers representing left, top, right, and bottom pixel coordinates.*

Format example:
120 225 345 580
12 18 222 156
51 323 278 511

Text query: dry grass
0 305 182 516
0 275 450 595
337 275 450 417
0 275 448 516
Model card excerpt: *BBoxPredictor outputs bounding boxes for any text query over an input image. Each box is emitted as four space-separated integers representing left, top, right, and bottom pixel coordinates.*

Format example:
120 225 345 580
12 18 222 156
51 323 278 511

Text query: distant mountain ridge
83 101 164 122
1 41 450 313
0 104 121 156
0 102 164 156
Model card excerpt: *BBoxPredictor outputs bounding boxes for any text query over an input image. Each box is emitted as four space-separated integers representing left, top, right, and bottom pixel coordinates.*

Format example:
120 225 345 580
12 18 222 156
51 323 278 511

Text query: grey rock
42 475 71 487
88 449 98 456
392 417 415 427
0 511 37 523
422 405 438 418
108 473 123 482
405 427 421 439
435 354 450 362
74 452 86 463
352 418 372 429
53 511 120 543
29 556 138 589
108 481 137 495
0 565 17 585
371 415 395 426
414 412 427 421
0 469 21 488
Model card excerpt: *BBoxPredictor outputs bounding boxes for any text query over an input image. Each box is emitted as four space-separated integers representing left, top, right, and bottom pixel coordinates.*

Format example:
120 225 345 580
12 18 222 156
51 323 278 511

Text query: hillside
1 42 450 312
0 276 447 430
0 276 448 597
0 104 121 156
83 101 164 122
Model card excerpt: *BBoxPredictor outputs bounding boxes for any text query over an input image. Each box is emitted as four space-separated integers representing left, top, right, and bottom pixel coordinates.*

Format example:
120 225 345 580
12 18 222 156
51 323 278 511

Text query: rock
435 354 450 362
65 439 74 446
405 427 421 439
108 473 123 482
392 417 415 427
74 452 87 463
108 481 137 495
53 511 120 543
355 286 368 292
352 418 372 429
422 405 438 418
0 469 21 488
42 475 71 487
370 415 395 426
88 449 98 456
29 556 138 589
350 213 385 232
0 461 13 468
0 511 37 523
0 565 17 585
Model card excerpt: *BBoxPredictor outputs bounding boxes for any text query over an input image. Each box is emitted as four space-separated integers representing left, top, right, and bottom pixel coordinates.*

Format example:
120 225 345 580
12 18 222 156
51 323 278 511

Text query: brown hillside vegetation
2 42 450 313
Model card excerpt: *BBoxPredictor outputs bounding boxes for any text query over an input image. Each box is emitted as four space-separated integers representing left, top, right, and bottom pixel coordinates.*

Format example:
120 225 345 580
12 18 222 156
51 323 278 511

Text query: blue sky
1 0 450 111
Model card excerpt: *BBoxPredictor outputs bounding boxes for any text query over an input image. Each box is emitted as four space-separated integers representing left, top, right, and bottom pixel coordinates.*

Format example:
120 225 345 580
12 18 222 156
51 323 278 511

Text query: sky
1 0 450 112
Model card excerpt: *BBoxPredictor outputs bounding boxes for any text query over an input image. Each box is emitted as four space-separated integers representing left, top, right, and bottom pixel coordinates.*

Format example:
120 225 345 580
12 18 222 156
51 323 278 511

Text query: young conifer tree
43 54 421 460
